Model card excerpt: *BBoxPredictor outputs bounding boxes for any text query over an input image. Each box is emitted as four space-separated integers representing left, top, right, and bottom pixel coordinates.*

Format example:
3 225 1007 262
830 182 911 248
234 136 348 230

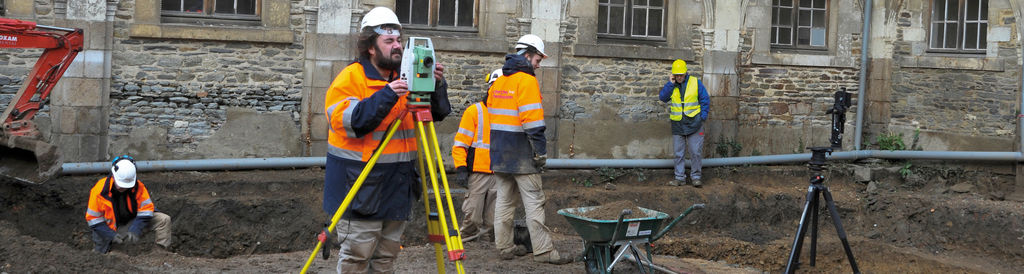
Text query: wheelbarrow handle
651 203 705 242
608 209 633 245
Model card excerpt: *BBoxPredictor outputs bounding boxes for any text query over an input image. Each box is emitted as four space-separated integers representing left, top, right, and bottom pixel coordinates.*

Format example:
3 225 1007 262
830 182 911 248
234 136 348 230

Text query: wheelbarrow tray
558 206 670 243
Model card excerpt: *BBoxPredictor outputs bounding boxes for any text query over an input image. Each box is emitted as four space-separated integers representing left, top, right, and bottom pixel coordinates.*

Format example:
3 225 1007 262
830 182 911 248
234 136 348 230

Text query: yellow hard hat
671 59 687 75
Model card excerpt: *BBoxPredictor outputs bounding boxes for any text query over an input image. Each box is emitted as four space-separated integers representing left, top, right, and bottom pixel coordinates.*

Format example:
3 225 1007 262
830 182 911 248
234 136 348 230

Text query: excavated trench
1 166 1022 272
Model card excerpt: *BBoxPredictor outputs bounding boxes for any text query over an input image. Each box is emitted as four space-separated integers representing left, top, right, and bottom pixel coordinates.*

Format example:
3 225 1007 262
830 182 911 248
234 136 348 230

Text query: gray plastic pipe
854 0 873 150
61 151 1024 174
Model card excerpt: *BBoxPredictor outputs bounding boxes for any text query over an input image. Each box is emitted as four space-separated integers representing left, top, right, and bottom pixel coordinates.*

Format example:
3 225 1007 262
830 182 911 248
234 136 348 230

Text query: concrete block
315 34 353 61
303 60 315 85
133 0 160 24
64 54 86 78
82 50 107 78
311 115 329 140
194 109 302 157
6 0 35 17
67 0 106 21
68 107 107 135
309 140 328 157
541 90 559 116
988 27 1011 42
866 78 891 102
540 42 561 67
265 0 290 27
85 21 111 50
304 34 318 59
854 166 872 182
54 78 105 107
313 60 335 87
703 74 738 97
311 88 328 114
868 59 892 81
866 101 891 125
710 97 738 120
705 51 738 75
538 67 560 92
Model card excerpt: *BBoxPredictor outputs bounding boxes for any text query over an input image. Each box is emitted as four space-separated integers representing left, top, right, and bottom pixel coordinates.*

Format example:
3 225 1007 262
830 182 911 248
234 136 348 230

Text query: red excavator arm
0 18 83 136
0 18 82 184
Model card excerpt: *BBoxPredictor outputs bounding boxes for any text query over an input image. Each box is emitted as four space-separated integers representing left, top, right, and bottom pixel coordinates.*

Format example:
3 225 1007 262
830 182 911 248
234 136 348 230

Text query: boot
533 250 572 265
667 179 684 186
691 179 702 187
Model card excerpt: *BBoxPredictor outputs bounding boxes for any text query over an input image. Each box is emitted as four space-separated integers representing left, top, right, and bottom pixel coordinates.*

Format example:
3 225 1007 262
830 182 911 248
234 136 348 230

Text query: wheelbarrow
558 204 705 274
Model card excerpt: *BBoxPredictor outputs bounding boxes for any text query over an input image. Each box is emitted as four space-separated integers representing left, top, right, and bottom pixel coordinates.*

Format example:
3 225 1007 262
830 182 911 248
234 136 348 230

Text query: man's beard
374 44 403 71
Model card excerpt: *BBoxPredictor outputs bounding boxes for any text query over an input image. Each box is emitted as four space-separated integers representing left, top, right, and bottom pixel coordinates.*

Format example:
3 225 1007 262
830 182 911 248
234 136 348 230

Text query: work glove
112 233 125 244
318 224 331 260
453 166 469 188
124 232 140 244
533 154 547 170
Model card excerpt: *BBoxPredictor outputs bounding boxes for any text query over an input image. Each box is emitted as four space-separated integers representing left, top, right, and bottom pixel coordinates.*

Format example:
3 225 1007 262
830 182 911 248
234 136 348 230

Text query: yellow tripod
301 106 466 274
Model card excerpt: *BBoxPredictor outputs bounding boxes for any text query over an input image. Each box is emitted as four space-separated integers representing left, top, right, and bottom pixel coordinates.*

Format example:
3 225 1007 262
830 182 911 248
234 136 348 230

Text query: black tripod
784 147 859 274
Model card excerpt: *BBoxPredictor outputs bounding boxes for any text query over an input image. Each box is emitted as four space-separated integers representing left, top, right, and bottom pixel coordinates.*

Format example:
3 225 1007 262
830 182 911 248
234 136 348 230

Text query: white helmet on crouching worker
515 34 547 58
111 155 137 189
360 7 402 35
486 69 502 85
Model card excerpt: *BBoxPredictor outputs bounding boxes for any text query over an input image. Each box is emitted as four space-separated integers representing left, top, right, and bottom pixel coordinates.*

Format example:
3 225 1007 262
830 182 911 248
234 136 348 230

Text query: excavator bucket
0 134 62 184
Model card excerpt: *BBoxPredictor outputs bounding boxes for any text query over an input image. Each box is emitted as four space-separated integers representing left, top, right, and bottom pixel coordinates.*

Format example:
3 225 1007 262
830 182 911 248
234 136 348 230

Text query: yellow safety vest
669 76 701 121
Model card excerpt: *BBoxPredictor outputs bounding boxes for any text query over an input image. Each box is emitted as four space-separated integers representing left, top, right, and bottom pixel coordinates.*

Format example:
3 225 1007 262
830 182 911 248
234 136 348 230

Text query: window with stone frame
597 0 665 39
929 0 987 53
161 0 260 25
770 0 828 49
396 0 476 30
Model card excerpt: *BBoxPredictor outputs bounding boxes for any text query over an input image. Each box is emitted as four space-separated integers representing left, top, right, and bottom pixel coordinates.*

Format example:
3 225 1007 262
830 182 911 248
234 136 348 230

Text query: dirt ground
1 162 1022 273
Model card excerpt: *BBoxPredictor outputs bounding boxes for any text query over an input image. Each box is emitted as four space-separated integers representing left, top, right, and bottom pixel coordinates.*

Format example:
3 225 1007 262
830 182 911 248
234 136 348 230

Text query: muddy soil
1 163 1022 273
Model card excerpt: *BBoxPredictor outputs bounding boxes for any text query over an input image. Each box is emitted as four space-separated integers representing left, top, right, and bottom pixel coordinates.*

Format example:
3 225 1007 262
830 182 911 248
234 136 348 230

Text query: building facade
1 0 1021 165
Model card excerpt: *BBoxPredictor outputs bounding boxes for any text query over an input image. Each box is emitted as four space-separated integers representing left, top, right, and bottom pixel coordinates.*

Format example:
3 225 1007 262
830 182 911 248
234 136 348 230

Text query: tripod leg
785 186 817 274
417 142 446 273
822 188 860 274
810 186 819 267
416 121 466 273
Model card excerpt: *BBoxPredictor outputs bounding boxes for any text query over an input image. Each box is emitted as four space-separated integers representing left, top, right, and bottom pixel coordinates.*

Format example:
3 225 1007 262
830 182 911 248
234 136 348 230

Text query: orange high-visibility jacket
452 102 492 173
487 54 546 174
85 177 155 231
322 58 450 220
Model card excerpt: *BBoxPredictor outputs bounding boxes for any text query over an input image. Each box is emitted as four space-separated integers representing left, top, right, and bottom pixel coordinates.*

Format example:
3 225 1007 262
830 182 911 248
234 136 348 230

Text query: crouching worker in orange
451 69 502 243
86 155 172 254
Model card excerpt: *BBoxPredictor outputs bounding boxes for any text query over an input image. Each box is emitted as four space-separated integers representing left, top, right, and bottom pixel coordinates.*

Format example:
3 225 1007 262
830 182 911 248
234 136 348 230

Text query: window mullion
624 0 632 37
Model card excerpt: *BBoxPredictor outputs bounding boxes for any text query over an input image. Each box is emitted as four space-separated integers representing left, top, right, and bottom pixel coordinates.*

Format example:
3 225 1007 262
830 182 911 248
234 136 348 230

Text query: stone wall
103 0 309 158
890 68 1018 136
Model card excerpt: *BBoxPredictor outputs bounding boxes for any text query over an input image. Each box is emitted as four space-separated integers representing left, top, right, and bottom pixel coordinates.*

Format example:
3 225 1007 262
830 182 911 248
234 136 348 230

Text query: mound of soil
576 200 647 220
1 164 1022 273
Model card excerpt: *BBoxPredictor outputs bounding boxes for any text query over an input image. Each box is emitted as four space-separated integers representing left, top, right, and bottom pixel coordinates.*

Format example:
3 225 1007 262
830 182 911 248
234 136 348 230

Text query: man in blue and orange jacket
322 6 450 273
486 34 570 264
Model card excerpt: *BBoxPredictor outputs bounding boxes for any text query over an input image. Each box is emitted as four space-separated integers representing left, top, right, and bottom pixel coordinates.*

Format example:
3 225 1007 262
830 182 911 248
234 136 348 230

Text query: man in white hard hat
322 6 450 273
452 69 502 243
85 155 172 254
487 34 571 264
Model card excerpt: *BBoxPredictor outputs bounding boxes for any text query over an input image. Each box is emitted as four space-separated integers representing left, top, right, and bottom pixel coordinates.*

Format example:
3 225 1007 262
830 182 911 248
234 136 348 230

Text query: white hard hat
111 160 137 189
360 7 402 33
515 34 547 58
486 69 502 85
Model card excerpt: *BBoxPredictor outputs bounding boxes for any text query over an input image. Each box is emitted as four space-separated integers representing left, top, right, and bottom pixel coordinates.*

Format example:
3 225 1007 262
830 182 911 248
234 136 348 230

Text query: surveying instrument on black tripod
301 37 467 274
784 88 859 274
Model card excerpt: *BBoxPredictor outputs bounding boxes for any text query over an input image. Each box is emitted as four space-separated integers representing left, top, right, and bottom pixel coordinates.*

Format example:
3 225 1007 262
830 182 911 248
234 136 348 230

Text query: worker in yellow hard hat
659 59 710 187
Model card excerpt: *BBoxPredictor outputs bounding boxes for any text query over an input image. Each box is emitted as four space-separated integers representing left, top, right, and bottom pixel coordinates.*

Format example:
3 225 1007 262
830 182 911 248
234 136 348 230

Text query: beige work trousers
493 173 554 256
460 173 497 240
335 219 406 274
151 212 172 248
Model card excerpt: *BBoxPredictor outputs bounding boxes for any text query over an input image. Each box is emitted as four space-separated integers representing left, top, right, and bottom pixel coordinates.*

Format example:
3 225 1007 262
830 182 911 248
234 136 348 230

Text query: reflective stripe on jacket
452 102 492 173
85 177 155 231
670 75 701 120
487 54 546 174
322 57 451 220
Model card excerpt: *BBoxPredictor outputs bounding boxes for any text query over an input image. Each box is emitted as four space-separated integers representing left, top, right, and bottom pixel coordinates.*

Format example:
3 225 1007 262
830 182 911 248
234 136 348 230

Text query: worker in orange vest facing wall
486 34 570 264
452 69 501 243
85 155 172 254
322 6 450 273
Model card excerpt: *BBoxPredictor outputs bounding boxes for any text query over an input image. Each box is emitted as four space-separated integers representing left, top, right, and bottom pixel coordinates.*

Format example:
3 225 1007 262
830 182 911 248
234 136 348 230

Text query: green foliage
715 138 743 157
875 131 906 151
751 149 762 156
910 129 922 151
899 162 913 178
571 177 593 187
